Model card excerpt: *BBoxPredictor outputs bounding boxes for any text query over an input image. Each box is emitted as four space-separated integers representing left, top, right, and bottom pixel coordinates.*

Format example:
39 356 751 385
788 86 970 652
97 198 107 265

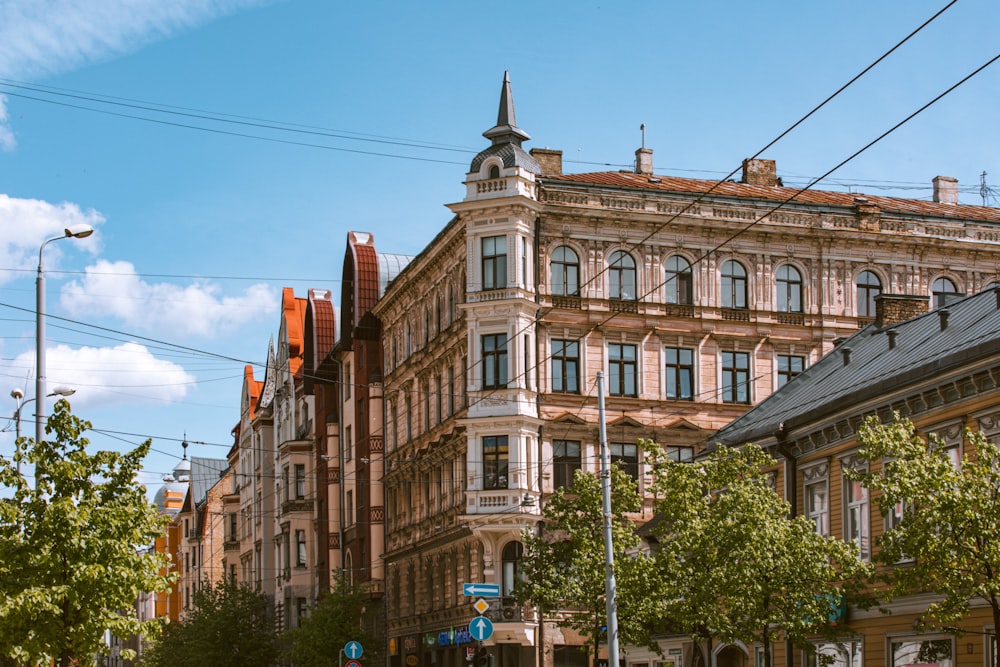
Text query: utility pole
595 372 619 667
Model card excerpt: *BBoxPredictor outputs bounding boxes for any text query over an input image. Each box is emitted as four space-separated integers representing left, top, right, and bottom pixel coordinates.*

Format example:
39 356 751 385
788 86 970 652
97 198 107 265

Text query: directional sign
470 616 494 641
463 583 501 597
345 641 364 659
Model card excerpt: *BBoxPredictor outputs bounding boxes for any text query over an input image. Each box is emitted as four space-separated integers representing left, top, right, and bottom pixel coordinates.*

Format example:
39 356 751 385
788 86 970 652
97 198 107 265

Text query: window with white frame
890 637 953 667
802 461 830 536
842 455 870 560
804 640 862 667
482 235 507 290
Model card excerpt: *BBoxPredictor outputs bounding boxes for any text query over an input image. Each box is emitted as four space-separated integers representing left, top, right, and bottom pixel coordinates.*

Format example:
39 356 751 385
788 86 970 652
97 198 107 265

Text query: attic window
489 165 501 179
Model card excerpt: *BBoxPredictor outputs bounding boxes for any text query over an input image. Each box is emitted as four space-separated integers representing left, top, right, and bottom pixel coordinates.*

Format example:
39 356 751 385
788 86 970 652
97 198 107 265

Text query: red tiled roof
542 171 1000 222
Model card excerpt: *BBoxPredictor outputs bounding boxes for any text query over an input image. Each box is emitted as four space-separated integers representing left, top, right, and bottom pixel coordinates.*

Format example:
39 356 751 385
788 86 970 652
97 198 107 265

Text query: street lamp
36 224 93 443
11 386 76 475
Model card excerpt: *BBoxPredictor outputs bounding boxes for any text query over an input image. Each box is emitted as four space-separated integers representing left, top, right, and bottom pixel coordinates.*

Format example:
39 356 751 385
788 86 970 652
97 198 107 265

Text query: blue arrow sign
463 583 501 597
470 616 494 641
345 641 364 659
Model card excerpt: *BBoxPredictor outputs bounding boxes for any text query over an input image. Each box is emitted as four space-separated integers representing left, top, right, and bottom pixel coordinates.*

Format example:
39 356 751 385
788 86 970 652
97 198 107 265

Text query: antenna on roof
640 123 646 149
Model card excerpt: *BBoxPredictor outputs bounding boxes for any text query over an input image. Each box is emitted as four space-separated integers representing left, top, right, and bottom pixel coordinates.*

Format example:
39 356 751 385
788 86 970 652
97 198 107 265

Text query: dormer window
489 165 501 179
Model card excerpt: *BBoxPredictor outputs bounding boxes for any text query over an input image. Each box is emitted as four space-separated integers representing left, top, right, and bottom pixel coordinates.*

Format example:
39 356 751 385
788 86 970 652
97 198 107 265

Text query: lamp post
11 386 76 475
36 224 93 443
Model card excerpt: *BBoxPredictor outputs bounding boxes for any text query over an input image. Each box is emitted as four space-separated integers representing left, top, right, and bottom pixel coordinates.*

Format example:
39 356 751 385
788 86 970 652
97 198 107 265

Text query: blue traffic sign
345 641 364 659
463 583 501 597
470 616 494 641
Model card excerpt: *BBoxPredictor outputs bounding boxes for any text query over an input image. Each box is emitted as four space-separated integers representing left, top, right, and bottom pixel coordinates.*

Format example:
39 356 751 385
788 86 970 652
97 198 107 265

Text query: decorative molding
801 460 830 481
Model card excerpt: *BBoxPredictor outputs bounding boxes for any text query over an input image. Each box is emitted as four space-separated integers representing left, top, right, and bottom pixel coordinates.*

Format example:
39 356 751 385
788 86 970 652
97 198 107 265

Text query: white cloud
0 97 15 151
0 0 274 79
12 341 196 408
0 0 276 146
59 259 279 338
0 194 103 284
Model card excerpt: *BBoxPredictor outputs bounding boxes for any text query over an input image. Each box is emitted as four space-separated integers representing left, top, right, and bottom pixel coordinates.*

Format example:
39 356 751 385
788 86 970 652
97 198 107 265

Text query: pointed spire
483 71 530 146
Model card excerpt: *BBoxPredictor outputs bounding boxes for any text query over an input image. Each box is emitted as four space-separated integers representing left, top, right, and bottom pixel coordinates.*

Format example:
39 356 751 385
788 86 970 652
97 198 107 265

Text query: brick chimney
635 147 653 175
932 176 958 204
741 158 778 186
530 148 563 176
874 294 929 327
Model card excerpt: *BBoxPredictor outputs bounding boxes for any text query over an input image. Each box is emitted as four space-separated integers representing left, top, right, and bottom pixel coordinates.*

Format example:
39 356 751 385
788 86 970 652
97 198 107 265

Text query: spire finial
483 71 530 146
182 433 189 460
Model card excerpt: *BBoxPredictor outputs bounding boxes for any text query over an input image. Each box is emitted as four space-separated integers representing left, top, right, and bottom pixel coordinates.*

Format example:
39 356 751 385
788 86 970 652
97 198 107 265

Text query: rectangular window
890 638 953 667
345 424 353 462
483 435 509 490
482 334 508 389
295 464 305 499
805 480 829 536
344 361 351 399
611 442 639 481
662 445 694 462
295 530 306 567
553 440 582 489
608 343 637 397
346 490 354 527
665 347 694 400
551 339 580 393
804 642 862 667
282 466 290 502
777 354 805 389
845 477 870 559
721 351 751 404
229 512 237 541
482 235 507 290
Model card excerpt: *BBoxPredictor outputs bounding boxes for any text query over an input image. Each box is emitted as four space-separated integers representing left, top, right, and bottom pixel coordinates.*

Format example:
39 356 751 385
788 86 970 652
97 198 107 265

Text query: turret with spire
465 71 541 201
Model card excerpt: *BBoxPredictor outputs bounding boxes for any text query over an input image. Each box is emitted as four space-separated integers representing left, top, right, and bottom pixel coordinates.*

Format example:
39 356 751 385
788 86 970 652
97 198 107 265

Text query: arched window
489 164 501 179
501 541 524 597
932 277 960 309
609 251 636 300
775 264 803 313
665 255 693 305
856 270 882 318
721 260 748 309
551 246 580 296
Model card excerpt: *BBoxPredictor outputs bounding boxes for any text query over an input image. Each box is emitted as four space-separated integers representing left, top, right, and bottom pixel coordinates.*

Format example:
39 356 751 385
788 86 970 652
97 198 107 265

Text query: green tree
517 464 659 666
283 571 380 667
645 443 874 667
848 413 1000 663
0 400 172 667
141 580 277 667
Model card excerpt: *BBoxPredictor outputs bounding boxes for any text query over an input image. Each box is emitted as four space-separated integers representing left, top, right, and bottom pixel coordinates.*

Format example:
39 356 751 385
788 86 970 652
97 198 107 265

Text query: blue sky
0 0 998 493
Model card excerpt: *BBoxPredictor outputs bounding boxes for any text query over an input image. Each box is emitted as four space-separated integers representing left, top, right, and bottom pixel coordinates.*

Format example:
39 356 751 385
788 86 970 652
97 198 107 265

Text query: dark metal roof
470 71 540 175
188 456 228 507
714 287 1000 448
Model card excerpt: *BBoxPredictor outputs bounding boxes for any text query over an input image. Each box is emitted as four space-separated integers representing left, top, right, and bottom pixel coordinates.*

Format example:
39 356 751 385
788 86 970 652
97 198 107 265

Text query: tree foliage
282 571 380 667
848 413 1000 645
0 400 172 666
517 464 659 664
645 443 874 667
140 580 278 667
